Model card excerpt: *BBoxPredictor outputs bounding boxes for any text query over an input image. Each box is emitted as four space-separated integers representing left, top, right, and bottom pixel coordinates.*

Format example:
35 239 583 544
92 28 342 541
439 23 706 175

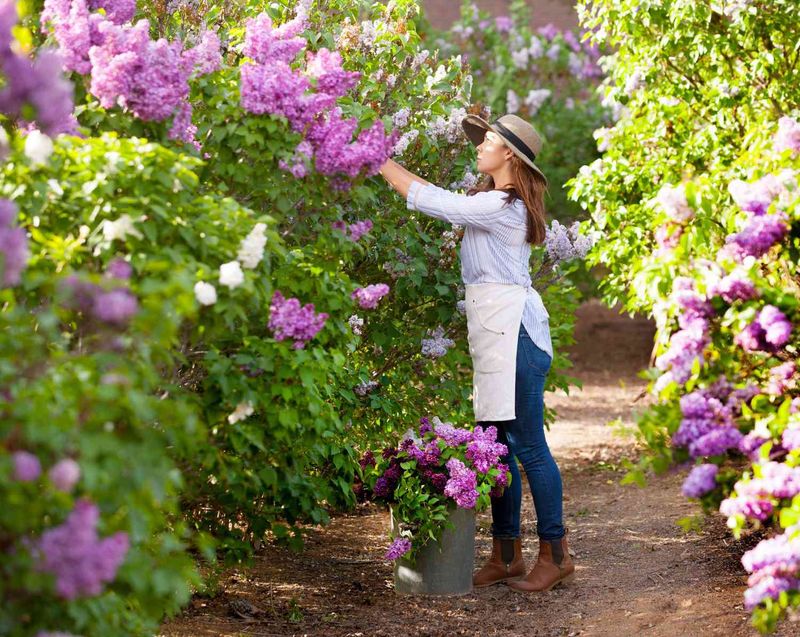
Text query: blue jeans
478 324 565 541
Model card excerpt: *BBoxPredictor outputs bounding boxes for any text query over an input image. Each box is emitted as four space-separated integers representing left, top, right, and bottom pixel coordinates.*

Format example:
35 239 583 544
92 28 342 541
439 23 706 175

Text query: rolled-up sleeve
406 181 511 232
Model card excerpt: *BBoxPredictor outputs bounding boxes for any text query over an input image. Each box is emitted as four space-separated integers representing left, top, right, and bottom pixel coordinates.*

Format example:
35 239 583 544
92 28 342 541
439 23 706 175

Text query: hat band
493 120 537 164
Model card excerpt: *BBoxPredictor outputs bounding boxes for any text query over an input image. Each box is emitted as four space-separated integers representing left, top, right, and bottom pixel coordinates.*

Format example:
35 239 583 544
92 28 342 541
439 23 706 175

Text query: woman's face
476 130 513 174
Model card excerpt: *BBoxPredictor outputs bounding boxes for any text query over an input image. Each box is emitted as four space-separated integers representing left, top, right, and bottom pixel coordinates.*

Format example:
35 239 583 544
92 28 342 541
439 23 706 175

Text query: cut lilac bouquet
361 417 511 563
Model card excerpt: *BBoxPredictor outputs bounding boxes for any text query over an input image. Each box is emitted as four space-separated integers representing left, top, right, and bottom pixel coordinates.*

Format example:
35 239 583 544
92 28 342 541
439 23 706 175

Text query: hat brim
461 114 548 185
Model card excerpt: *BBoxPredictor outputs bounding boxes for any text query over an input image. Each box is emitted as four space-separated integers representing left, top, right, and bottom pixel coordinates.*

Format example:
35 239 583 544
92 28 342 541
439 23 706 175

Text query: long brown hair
466 154 548 245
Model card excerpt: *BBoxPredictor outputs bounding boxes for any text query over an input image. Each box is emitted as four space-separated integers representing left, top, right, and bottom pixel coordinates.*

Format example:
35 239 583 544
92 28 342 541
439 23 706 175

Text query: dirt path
160 300 796 637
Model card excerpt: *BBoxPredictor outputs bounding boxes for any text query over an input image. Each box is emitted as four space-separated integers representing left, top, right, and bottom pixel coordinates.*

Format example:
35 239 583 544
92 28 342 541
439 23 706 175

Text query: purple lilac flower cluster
34 499 129 599
672 385 745 458
267 290 327 349
61 268 139 326
43 0 220 147
719 173 791 262
734 305 793 353
466 426 508 473
709 269 758 303
333 218 373 242
420 326 455 359
384 537 412 561
0 199 29 287
741 528 800 610
767 362 796 396
774 116 800 155
239 10 396 182
443 458 478 508
0 2 75 136
351 283 390 309
681 463 718 498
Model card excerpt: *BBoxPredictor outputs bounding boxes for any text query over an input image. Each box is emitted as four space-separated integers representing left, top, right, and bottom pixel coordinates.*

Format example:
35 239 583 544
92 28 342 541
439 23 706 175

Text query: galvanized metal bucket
391 506 475 595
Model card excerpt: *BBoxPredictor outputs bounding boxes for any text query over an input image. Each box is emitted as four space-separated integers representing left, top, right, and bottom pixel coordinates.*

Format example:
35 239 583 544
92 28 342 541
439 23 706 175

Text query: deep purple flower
681 463 718 498
358 450 375 469
384 537 411 561
268 290 327 349
12 450 41 481
34 499 129 599
419 417 432 435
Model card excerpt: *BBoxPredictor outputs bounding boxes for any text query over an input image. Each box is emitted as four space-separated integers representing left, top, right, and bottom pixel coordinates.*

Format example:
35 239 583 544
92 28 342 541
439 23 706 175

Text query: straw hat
461 113 547 184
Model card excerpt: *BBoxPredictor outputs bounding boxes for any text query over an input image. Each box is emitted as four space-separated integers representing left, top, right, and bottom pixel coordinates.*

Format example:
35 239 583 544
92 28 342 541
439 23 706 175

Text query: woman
379 113 573 592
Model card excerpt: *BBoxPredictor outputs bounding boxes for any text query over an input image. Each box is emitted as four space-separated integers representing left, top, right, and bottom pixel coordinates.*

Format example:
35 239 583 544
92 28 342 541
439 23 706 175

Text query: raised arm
404 181 512 232
379 158 430 199
379 159 511 232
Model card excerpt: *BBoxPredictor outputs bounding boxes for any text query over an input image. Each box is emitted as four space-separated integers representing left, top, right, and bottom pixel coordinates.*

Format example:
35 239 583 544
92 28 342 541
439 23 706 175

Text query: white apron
465 283 528 422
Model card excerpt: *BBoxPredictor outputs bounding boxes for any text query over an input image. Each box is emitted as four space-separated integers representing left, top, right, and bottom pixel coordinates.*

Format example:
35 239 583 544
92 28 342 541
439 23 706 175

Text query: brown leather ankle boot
472 537 526 588
508 532 574 592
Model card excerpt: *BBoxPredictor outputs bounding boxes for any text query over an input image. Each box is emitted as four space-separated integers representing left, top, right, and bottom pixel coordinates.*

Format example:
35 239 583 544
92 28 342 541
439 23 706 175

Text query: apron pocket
467 323 506 373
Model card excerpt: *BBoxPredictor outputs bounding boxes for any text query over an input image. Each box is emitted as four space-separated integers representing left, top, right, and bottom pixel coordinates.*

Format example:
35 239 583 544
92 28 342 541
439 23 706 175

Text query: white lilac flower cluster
426 107 468 144
227 401 254 424
192 222 269 304
355 379 379 396
421 326 455 359
348 314 364 335
544 220 595 263
392 129 419 156
237 223 268 269
523 89 551 116
449 171 479 191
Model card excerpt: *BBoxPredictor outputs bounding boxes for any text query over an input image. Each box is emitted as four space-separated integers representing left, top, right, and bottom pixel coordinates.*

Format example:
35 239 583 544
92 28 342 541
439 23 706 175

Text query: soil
159 300 798 637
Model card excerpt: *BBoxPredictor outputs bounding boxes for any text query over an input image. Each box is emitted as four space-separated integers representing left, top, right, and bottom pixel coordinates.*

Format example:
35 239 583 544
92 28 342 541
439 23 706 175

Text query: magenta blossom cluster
710 270 758 304
12 450 41 481
278 141 313 179
239 10 396 182
466 426 508 473
34 499 129 599
351 283 390 309
681 463 718 498
0 199 29 287
774 116 800 155
61 272 138 326
0 2 75 135
673 385 745 459
444 458 478 508
333 218 373 242
741 528 800 610
734 305 793 353
719 173 792 262
305 107 398 179
719 462 800 526
384 537 412 561
43 0 220 147
267 290 327 349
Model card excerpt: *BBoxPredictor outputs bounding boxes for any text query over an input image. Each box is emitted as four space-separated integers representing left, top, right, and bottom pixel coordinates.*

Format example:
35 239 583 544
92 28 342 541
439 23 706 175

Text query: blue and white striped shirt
406 181 553 359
